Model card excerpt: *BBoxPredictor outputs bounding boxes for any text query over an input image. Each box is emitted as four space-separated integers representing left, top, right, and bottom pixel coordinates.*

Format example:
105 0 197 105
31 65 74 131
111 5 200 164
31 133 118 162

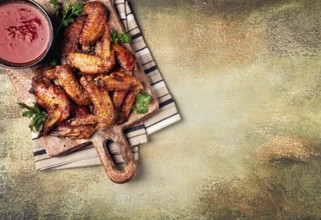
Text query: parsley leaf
50 59 60 66
132 92 151 114
50 0 84 37
111 31 132 44
50 0 60 16
72 3 84 16
19 103 48 132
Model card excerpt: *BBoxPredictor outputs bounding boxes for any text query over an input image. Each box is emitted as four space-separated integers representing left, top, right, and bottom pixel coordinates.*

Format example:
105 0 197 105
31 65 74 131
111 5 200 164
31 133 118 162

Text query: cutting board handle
92 126 136 183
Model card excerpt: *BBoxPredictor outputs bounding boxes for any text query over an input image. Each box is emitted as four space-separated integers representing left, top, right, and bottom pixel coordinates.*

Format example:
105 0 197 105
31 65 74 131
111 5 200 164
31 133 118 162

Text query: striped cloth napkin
33 0 181 170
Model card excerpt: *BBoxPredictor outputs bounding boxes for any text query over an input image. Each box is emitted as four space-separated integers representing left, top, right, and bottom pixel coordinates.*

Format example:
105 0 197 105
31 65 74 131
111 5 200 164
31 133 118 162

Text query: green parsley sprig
132 92 151 114
111 31 132 44
18 103 48 132
49 0 84 37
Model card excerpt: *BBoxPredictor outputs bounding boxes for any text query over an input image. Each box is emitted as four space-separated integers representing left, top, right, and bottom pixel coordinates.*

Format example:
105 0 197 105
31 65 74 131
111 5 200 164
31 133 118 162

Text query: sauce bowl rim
0 0 54 69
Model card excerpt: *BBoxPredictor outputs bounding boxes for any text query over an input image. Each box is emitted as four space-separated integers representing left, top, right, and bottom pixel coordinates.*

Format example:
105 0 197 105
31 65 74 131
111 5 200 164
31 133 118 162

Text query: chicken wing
51 106 95 139
70 75 115 127
79 1 107 47
95 23 112 59
95 72 143 124
96 72 143 91
56 65 91 106
30 80 71 135
113 44 136 71
67 52 115 75
62 16 86 59
117 89 139 124
33 66 57 81
51 125 96 139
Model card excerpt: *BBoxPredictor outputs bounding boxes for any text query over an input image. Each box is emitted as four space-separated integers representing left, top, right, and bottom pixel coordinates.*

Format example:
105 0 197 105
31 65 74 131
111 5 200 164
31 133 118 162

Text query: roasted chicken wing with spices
33 66 57 81
62 16 86 59
67 52 115 74
30 80 71 135
80 75 115 126
52 125 96 139
67 22 115 75
56 65 91 106
33 65 91 106
117 89 139 124
80 1 107 47
95 23 112 59
70 75 115 128
113 44 136 71
52 107 95 139
96 72 143 91
96 72 143 124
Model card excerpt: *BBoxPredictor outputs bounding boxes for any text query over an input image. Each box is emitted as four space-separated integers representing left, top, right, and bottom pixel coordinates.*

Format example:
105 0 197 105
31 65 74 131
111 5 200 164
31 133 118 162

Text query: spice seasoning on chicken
0 2 51 64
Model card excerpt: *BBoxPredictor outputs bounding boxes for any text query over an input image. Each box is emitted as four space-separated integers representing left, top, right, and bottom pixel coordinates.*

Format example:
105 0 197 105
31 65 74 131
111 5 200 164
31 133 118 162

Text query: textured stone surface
1 0 321 219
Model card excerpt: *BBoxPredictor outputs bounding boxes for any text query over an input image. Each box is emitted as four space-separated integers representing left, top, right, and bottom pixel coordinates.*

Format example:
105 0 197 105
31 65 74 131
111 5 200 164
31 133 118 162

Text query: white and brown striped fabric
34 0 181 170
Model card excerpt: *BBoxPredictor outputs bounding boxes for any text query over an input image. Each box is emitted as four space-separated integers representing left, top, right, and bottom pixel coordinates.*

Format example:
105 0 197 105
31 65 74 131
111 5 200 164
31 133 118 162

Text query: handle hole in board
104 140 126 171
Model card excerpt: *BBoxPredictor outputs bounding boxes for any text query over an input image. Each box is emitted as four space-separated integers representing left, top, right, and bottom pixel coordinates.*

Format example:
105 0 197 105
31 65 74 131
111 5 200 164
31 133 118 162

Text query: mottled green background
1 0 321 219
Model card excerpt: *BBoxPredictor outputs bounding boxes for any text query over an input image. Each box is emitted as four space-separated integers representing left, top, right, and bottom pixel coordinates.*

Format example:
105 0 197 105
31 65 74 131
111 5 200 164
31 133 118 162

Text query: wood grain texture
92 126 136 183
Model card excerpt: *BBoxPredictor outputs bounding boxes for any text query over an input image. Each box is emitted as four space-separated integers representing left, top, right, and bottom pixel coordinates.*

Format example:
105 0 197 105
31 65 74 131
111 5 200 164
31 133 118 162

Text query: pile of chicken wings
30 1 144 139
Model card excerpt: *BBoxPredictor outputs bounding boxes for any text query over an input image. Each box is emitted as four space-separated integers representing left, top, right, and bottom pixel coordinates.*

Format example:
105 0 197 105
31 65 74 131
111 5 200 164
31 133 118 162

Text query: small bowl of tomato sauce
0 0 53 68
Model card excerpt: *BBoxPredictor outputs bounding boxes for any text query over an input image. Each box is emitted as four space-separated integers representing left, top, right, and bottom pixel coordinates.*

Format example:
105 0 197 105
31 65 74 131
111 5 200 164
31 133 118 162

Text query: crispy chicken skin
112 90 127 109
81 75 115 125
113 44 136 71
52 125 96 139
56 65 91 106
52 107 95 139
33 65 91 106
117 89 139 124
74 106 90 118
67 52 115 74
94 41 103 56
95 23 112 59
33 66 57 81
30 81 71 135
70 75 115 127
62 16 86 59
79 1 107 47
96 72 143 91
70 114 101 126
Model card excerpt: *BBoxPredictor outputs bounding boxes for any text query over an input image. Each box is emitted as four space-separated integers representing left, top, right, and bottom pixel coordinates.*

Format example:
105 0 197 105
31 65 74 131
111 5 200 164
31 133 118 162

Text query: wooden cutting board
4 0 159 183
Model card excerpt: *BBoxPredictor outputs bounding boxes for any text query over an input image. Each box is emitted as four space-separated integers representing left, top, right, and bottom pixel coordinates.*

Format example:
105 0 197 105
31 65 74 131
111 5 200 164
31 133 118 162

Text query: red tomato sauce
0 2 51 64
